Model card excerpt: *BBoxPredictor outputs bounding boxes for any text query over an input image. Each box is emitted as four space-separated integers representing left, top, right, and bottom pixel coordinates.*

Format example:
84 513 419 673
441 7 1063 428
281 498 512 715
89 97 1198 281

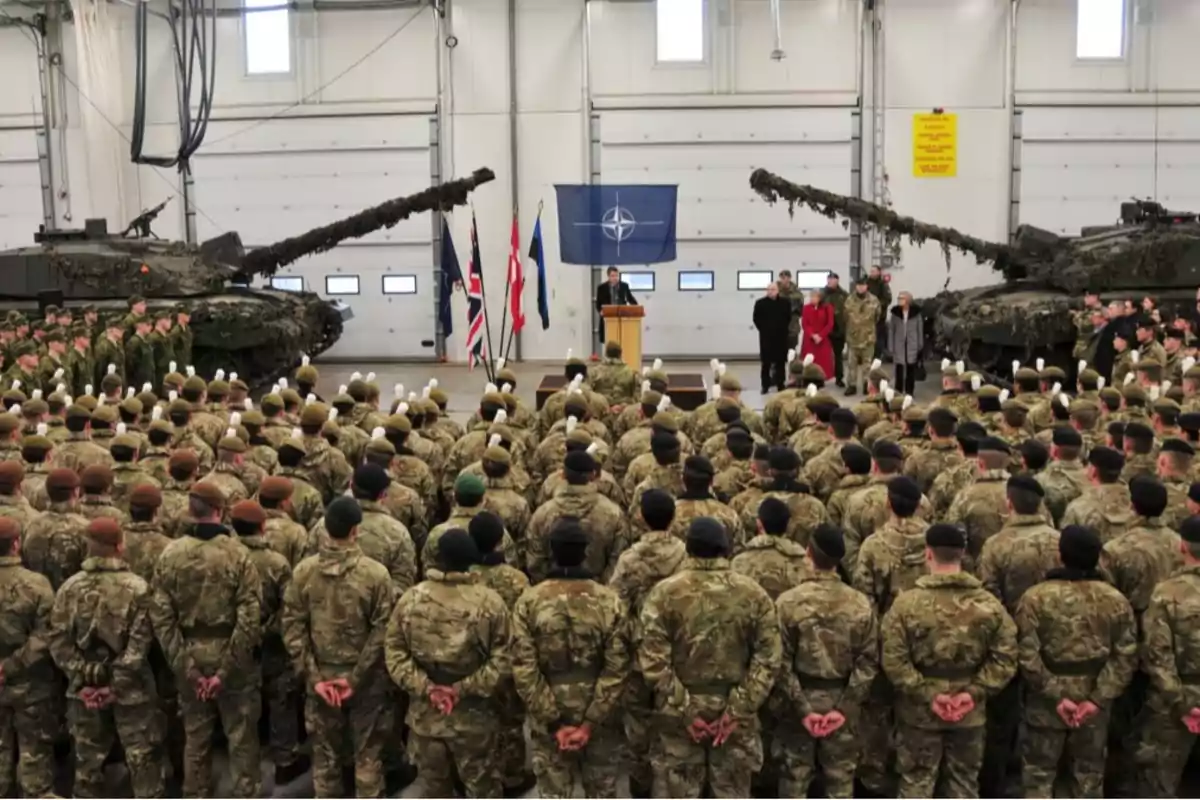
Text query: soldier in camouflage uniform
774 524 878 798
283 497 396 798
613 404 693 482
668 455 744 551
1157 438 1194 529
607 489 686 795
843 441 932 568
269 440 322 532
827 443 873 527
904 407 964 495
479 445 532 561
122 484 173 585
1037 426 1090 527
638 517 781 798
789 394 838 466
49 516 165 798
36 329 70 396
800 408 859 502
423 474 518 576
881 523 1018 798
1120 421 1158 482
203 432 250 517
109 432 159 513
150 482 263 798
843 275 881 395
169 306 193 369
528 450 628 583
147 312 176 386
385 529 510 798
777 271 803 350
589 340 640 407
1103 476 1181 621
295 404 352 505
22 468 90 590
56 404 116 474
67 326 95 399
733 446 828 550
1016 524 1137 798
1060 446 1136 543
945 436 1013 564
0 413 20 464
712 430 756 501
19 433 53 511
329 394 369 466
1135 514 1200 796
731 495 809 599
0 518 57 799
254 477 308 568
0 461 36 532
124 319 155 394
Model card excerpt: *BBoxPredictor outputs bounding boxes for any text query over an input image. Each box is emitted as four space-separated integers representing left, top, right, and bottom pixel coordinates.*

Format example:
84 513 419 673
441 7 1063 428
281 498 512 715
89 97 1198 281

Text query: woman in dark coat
888 290 924 394
753 282 792 392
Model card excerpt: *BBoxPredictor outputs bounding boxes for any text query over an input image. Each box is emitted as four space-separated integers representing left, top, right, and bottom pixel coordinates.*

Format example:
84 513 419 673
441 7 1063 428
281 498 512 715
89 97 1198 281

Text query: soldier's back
22 507 89 589
977 516 1059 613
668 497 743 550
1036 460 1089 526
1103 522 1183 613
56 438 115 474
123 521 173 583
203 467 249 510
0 557 55 698
730 534 809 599
472 562 530 608
1061 483 1136 543
852 517 929 615
262 513 309 568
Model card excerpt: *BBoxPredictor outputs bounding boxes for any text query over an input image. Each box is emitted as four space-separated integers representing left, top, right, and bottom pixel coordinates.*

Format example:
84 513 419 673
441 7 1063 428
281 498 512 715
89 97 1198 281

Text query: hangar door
0 126 44 249
191 113 438 360
596 107 854 359
1018 107 1200 234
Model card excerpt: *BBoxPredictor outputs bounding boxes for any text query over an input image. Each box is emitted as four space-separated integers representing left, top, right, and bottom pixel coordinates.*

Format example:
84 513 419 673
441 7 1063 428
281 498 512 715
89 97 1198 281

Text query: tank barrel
236 167 496 280
749 168 1026 277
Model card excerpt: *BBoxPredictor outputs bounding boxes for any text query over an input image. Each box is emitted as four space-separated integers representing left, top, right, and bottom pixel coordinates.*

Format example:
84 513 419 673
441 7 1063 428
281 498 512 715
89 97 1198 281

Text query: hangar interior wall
1 0 1199 361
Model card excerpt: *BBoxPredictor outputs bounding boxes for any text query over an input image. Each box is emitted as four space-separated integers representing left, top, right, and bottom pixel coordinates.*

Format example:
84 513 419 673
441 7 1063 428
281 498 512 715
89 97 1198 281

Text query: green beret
299 403 329 427
295 365 319 383
454 473 486 500
66 404 92 421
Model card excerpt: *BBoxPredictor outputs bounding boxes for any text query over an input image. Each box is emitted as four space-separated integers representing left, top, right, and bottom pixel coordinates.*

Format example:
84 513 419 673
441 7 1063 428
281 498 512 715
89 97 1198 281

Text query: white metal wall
190 113 438 360
0 127 43 249
1018 107 1200 234
597 107 854 358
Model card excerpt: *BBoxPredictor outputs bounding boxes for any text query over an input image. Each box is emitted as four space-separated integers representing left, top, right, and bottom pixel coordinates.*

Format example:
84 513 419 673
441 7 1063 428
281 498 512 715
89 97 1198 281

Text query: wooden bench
535 373 709 412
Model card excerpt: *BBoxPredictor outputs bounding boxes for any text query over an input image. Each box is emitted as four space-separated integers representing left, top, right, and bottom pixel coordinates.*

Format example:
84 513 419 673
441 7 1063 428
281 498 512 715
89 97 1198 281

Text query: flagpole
472 207 498 383
497 210 514 374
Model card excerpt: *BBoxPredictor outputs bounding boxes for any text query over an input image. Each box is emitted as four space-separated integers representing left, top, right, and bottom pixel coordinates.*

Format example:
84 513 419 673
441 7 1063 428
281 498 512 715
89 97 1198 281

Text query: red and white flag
507 214 525 334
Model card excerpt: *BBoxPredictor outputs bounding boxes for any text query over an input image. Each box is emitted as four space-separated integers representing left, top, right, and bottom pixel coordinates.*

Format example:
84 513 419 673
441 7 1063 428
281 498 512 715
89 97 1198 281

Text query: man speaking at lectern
595 267 637 346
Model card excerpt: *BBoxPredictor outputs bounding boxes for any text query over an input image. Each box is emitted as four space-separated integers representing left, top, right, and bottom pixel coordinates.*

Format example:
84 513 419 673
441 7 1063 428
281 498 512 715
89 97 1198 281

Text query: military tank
749 167 1200 378
0 167 496 387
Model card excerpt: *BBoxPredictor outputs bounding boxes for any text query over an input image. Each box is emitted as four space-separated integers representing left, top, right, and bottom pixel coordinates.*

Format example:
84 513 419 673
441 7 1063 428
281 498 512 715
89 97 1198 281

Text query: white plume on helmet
31 389 42 400
566 416 578 434
1051 382 1062 396
244 398 254 410
653 358 663 371
803 354 814 366
902 395 913 410
496 358 506 370
229 412 242 427
84 383 93 396
167 390 178 402
488 433 502 448
657 395 671 412
641 366 650 376
152 406 163 421
126 387 135 398
1011 359 1020 377
971 374 981 392
306 393 316 404
941 357 951 371
884 387 895 403
186 365 196 378
407 392 418 403
422 386 432 398
501 383 513 394
806 384 818 397
787 349 797 363
106 364 116 376
1097 376 1106 390
328 407 338 421
718 363 728 377
141 382 152 393
301 355 311 367
1131 350 1140 364
350 371 362 381
393 383 404 400
999 389 1010 403
1078 359 1088 376
1036 357 1045 372
55 383 65 395
1059 393 1070 409
371 426 385 440
1124 372 1135 386
215 369 226 381
494 409 508 424
586 442 599 455
53 368 64 380
96 396 104 406
36 422 47 436
398 402 410 416
116 422 127 435
338 384 348 395
169 360 177 375
871 358 882 371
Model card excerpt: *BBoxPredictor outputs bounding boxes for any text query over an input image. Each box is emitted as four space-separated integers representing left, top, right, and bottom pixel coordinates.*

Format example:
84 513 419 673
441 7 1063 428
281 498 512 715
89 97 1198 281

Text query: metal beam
507 0 520 359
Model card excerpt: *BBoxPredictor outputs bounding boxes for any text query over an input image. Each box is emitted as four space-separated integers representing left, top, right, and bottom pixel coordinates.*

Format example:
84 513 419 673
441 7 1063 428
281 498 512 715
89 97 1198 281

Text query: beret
241 409 265 427
483 444 511 465
332 393 355 409
218 433 247 453
325 496 364 533
189 481 226 509
1060 524 1103 569
0 414 22 435
21 398 47 416
810 523 846 561
683 455 715 478
927 407 958 427
1001 399 1029 416
1137 315 1156 329
718 375 742 392
977 436 1011 454
230 500 266 526
91 406 118 425
278 438 307 457
807 392 841 410
346 379 369 401
1014 367 1040 382
901 405 928 423
366 437 396 457
1123 422 1154 441
1122 385 1147 403
470 511 507 550
1040 366 1067 382
295 364 319 382
640 390 663 407
1162 438 1196 457
888 476 922 504
438 528 480 570
112 434 141 451
80 464 113 492
651 412 679 433
129 483 163 509
925 522 966 549
20 435 52 454
840 443 873 474
1182 516 1200 545
830 407 858 426
182 376 207 394
230 378 250 393
353 463 391 497
768 446 801 472
549 517 589 547
429 387 449 405
384 413 412 434
0 518 19 542
119 397 143 416
258 476 294 501
86 517 122 547
260 393 284 411
1087 445 1125 471
1190 483 1200 505
564 450 597 474
977 385 1001 399
0 461 24 489
280 388 303 406
1129 474 1168 513
481 391 506 407
496 368 518 384
1052 426 1083 447
453 473 486 499
687 516 729 550
873 440 904 461
1007 474 1044 497
167 399 192 416
300 404 330 427
169 449 200 471
564 395 589 415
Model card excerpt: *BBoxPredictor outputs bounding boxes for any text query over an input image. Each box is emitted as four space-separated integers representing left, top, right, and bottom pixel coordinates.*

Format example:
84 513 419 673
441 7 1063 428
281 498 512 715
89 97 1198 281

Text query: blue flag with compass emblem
554 184 678 265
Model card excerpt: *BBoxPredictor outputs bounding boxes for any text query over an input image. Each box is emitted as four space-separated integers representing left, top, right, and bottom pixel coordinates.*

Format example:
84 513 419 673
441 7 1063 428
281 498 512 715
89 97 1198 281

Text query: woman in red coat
799 289 835 380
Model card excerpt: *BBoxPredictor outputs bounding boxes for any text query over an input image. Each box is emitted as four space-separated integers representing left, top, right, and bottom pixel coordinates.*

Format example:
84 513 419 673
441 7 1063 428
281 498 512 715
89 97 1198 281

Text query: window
656 0 704 63
793 271 827 290
1076 0 1125 59
325 275 360 296
678 271 714 291
270 276 303 292
382 274 417 295
738 270 774 291
621 271 656 292
245 0 291 74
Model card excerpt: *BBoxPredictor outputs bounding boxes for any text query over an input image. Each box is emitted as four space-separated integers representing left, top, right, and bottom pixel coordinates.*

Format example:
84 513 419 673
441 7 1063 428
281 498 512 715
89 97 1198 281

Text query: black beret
650 431 680 451
352 462 391 497
957 421 987 440
1190 482 1200 505
564 450 597 473
325 496 364 537
549 517 589 547
925 523 966 549
1060 525 1103 570
810 523 846 561
725 422 751 438
768 447 801 471
927 407 959 427
1007 474 1045 497
1166 328 1185 340
757 496 790 535
468 510 506 552
683 455 715 478
1137 315 1156 330
641 488 676 523
840 443 872 475
1107 421 1126 437
977 436 1011 454
1124 422 1154 442
1180 413 1200 433
686 516 729 557
438 528 480 572
1162 438 1196 457
1182 515 1200 544
752 443 772 462
1129 474 1168 517
872 440 904 461
887 476 922 505
830 407 858 426
1087 446 1125 472
1052 426 1083 447
1020 439 1049 462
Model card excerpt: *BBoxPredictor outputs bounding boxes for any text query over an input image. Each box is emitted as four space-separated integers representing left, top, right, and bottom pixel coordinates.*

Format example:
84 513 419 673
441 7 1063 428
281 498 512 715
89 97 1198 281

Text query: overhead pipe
768 0 784 60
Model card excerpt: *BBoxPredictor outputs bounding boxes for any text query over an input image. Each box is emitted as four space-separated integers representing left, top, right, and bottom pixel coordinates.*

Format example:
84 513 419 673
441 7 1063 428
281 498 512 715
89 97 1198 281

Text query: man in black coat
594 266 637 347
754 282 792 392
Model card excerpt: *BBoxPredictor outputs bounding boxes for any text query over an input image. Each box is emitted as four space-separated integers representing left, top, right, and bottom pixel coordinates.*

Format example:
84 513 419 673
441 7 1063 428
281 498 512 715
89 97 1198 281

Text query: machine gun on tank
121 197 173 239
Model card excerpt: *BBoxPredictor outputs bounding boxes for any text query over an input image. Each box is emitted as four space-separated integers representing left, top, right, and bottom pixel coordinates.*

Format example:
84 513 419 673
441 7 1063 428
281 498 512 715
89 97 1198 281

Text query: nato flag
554 184 678 266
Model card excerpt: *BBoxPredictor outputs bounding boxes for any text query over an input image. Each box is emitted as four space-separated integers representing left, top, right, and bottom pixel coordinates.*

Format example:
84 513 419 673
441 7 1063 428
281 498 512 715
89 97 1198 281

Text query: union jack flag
466 212 487 370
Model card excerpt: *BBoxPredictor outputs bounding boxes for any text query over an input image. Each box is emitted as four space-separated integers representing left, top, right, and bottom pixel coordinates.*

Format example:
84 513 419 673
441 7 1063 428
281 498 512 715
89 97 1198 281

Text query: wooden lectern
601 305 645 372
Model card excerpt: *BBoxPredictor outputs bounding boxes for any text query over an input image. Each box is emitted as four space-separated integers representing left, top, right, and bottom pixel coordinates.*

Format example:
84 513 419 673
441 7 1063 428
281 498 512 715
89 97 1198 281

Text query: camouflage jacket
308 501 416 596
530 431 611 485
588 358 641 407
423 508 518 578
1142 564 1200 719
334 422 370 468
730 534 810 600
608 531 687 649
203 465 250 519
713 461 755 503
776 571 878 718
297 436 352 506
904 439 965 496
512 574 630 733
977 513 1059 613
385 569 510 736
539 386 610 437
1015 574 1137 729
270 468 324 531
378 481 429 543
611 425 694 480
852 396 887 437
801 439 856 502
763 388 803 444
732 479 829 550
1060 482 1135 544
150 527 263 690
170 426 215 473
50 556 157 705
862 418 903 451
852 515 929 617
945 470 1010 561
22 502 90 590
187 407 227 452
629 464 687 534
0 555 56 704
123 520 173 585
538 468 626 510
239 535 292 674
1162 476 1191 531
791 425 834 468
668 495 745 552
54 432 114 475
245 442 280 477
843 475 932 568
79 495 127 527
639 557 781 723
827 473 871 529
431 416 465 444
527 484 628 584
1102 518 1182 615
0 493 40 534
612 403 687 442
881 571 1017 730
481 479 532 551
263 509 309 568
282 543 394 695
20 464 50 512
111 464 159 514
623 452 672 501
1036 460 1089 527
1120 451 1157 484
844 291 881 347
459 460 533 510
471 562 530 609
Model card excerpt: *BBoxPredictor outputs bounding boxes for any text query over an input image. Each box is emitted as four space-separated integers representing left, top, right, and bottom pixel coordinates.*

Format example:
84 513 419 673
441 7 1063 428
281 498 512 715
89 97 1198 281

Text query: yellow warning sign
912 112 957 178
